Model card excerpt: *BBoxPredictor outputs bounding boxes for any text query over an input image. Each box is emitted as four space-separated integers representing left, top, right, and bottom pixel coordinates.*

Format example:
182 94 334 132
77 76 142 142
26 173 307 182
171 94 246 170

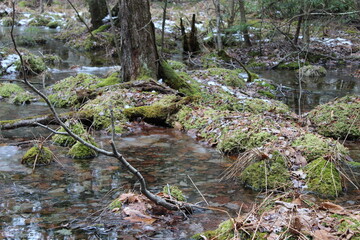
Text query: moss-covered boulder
15 53 46 75
47 21 60 29
239 152 291 191
304 158 342 197
21 145 53 166
0 83 24 98
96 72 121 88
162 185 186 201
47 73 100 108
67 136 98 159
307 95 360 139
292 133 348 162
52 120 87 147
28 15 51 26
194 68 246 88
298 65 327 77
167 60 187 71
9 91 34 105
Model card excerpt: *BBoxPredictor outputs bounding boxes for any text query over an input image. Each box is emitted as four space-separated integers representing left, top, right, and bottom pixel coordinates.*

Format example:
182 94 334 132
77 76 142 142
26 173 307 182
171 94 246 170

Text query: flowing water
0 26 359 239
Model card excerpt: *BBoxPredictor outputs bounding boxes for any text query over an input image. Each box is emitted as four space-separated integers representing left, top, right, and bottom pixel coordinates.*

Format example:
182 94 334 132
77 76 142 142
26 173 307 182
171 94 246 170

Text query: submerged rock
307 95 360 139
21 145 53 166
67 136 98 159
15 53 46 75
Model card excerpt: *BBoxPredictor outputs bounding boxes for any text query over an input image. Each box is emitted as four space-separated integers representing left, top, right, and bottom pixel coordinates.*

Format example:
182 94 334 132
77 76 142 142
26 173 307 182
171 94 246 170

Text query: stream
0 25 360 239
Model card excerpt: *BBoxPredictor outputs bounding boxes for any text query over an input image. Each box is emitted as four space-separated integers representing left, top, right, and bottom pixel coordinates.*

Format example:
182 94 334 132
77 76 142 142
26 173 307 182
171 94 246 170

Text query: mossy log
119 79 179 95
123 96 193 125
0 111 87 130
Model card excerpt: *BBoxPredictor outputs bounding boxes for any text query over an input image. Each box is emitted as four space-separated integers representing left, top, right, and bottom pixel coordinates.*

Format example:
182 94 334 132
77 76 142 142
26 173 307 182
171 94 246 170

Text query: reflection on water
259 69 360 113
0 126 256 239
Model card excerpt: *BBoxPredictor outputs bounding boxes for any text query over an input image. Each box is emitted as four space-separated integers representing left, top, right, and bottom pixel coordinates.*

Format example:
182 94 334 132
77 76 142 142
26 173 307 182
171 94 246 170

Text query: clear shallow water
258 68 360 113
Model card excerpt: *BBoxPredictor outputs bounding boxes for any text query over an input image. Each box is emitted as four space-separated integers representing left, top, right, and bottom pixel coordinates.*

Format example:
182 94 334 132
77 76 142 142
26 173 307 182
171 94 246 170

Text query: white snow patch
1 54 19 74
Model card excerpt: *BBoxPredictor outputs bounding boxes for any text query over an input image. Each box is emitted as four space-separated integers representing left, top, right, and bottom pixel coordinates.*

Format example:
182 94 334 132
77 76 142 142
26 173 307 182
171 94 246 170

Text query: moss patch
21 145 53 166
162 185 186 201
67 136 98 159
240 152 291 191
196 68 246 88
304 158 342 197
96 72 121 88
51 120 87 147
292 133 348 162
307 95 360 139
298 65 327 77
192 219 235 240
9 91 34 105
47 73 100 108
0 83 24 98
15 53 46 75
159 61 200 96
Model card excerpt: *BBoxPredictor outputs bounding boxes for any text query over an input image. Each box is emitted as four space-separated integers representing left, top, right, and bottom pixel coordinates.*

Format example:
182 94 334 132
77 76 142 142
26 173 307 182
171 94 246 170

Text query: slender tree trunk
213 0 223 51
239 0 251 47
293 15 303 45
39 0 44 13
160 0 168 56
120 0 159 82
189 14 200 53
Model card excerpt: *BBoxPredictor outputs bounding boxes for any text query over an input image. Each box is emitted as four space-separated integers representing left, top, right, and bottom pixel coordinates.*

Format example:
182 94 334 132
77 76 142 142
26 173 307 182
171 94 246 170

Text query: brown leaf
118 193 141 204
320 202 344 214
124 216 156 224
313 230 336 240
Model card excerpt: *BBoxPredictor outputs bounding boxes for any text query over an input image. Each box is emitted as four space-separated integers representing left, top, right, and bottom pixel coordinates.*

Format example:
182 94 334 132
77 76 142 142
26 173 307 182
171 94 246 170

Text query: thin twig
187 174 209 206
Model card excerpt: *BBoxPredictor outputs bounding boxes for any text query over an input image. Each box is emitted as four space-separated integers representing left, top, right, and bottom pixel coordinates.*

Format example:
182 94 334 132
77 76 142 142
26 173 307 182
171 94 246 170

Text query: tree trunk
213 0 223 51
120 0 159 82
293 15 303 45
87 0 107 30
39 0 44 13
189 14 200 53
239 0 251 47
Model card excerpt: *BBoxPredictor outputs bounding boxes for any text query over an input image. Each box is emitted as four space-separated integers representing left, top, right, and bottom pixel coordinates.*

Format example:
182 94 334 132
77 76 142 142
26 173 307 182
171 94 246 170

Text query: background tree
87 0 107 30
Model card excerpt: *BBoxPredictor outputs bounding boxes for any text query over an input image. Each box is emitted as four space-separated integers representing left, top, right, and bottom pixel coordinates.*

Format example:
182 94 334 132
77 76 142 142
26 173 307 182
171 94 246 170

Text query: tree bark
239 0 251 47
120 0 159 82
213 0 223 51
293 15 303 45
87 0 107 30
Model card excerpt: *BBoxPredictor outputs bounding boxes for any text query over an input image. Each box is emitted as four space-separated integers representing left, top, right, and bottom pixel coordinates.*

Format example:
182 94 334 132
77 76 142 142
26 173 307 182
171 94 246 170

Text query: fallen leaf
313 229 336 240
320 202 344 214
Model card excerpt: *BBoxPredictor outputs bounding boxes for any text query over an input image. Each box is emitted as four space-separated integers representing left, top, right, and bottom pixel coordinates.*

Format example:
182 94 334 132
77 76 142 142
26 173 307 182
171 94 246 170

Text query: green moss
243 98 290 114
304 158 342 197
277 61 301 70
247 61 267 69
167 60 186 71
2 17 17 27
9 91 34 105
96 72 121 88
47 73 100 108
80 90 129 130
162 185 185 201
108 198 122 210
202 68 246 88
292 133 348 162
15 53 46 75
21 145 53 166
124 95 187 125
67 136 98 159
0 83 24 98
200 52 221 68
160 61 200 96
47 21 60 29
43 54 62 66
348 161 360 168
331 214 360 235
192 219 235 240
307 95 360 139
258 90 275 98
52 120 87 147
29 15 51 26
240 152 291 191
92 24 110 35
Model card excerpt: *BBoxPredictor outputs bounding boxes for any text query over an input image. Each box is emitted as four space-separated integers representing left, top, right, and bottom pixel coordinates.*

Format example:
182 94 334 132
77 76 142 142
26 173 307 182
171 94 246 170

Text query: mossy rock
21 145 53 166
96 72 121 88
162 185 185 201
29 15 51 26
239 152 291 191
167 60 186 71
92 24 110 35
192 219 234 240
292 133 348 162
9 91 34 105
307 95 360 139
52 120 87 147
304 158 342 197
47 21 60 29
47 73 100 108
0 83 24 98
277 61 302 70
199 68 246 88
298 65 327 77
43 54 62 66
67 136 98 159
80 90 129 131
15 53 46 75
